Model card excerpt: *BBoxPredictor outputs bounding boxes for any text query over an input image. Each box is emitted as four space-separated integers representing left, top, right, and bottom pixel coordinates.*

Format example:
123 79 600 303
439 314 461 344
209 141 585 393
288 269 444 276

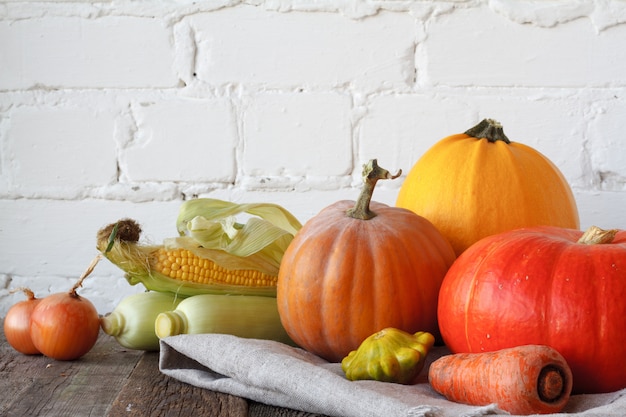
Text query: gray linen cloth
159 334 626 417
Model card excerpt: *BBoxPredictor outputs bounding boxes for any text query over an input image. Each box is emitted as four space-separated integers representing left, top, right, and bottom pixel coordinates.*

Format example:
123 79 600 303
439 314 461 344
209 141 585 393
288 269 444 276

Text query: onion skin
30 292 100 361
4 290 41 355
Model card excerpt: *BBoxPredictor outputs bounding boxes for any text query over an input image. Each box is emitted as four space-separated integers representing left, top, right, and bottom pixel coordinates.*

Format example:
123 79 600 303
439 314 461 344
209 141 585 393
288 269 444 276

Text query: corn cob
154 293 295 346
100 291 183 351
152 247 277 288
97 199 301 297
97 219 279 297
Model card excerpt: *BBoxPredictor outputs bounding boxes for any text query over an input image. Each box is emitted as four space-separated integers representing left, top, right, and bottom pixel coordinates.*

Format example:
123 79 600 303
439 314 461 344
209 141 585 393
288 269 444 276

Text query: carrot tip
538 366 566 402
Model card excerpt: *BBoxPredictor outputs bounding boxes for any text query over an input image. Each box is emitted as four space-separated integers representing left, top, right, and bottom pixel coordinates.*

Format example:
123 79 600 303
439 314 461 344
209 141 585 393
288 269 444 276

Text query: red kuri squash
438 225 626 394
277 160 456 362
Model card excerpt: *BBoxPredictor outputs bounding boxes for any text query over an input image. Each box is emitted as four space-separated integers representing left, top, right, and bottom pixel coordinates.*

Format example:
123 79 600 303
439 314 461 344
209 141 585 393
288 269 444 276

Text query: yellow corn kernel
151 248 277 287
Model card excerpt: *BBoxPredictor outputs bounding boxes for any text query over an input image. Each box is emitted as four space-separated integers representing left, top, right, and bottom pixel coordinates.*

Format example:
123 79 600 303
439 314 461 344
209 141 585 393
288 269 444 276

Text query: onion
29 255 102 361
3 287 42 355
30 292 100 360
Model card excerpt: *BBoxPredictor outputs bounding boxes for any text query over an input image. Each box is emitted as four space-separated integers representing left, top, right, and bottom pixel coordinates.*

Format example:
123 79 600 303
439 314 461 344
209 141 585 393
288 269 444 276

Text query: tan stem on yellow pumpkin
465 119 511 144
346 159 401 220
577 226 618 245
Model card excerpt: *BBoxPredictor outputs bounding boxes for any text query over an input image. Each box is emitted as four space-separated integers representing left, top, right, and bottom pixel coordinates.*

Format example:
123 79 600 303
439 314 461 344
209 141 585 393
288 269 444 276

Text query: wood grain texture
108 352 249 417
1 319 330 417
0 327 142 417
249 402 328 417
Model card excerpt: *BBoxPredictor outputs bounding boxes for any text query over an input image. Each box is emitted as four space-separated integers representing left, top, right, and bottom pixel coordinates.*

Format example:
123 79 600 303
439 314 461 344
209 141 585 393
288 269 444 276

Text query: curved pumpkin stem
577 225 617 245
346 159 401 220
465 119 511 144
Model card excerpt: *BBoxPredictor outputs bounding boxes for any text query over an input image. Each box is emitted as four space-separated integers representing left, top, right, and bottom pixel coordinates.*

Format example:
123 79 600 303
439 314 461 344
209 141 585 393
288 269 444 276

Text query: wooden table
0 319 327 417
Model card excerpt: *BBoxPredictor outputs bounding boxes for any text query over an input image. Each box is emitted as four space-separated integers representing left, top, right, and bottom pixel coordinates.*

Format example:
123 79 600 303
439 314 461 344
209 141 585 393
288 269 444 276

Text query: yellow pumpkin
396 119 579 256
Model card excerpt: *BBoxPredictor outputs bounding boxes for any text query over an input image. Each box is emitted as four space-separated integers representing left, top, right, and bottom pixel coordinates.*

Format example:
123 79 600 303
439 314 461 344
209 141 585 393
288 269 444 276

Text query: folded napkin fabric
159 334 626 417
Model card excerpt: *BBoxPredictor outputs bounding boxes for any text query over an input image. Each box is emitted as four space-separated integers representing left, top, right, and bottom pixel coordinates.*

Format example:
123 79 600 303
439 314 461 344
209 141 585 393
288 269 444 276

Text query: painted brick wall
1 0 625 316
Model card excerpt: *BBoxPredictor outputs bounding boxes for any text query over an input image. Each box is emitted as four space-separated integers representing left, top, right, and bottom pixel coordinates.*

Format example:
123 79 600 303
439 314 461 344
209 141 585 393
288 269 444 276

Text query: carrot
428 345 573 415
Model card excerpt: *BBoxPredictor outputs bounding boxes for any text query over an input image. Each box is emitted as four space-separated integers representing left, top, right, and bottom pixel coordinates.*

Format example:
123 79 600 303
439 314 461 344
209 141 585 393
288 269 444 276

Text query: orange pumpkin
277 160 456 362
396 119 579 256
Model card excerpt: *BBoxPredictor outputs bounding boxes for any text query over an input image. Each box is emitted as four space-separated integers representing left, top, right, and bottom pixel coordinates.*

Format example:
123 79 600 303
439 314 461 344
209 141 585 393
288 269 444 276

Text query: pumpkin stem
465 119 511 144
346 159 401 220
577 225 617 245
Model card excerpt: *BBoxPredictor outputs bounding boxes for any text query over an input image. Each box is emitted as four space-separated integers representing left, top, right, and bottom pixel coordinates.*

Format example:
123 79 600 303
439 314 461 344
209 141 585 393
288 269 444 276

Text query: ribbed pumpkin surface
277 200 456 362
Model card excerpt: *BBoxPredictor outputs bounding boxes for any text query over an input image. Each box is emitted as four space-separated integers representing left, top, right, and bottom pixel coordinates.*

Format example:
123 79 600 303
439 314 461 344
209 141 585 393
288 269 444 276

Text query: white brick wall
0 16 177 89
1 0 625 316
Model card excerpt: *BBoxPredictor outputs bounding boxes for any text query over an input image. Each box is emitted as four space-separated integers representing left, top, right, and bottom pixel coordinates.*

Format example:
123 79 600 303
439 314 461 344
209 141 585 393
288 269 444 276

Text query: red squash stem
576 225 617 245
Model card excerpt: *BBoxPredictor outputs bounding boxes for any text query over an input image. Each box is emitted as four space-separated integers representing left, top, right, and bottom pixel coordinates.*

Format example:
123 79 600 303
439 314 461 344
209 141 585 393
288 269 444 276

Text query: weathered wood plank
2 318 331 417
107 351 249 417
249 402 329 417
0 325 143 417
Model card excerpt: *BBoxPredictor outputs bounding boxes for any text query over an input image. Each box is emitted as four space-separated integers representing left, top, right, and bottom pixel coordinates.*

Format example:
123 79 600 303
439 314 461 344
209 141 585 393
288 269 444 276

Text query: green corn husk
176 198 302 273
101 291 183 351
154 293 295 346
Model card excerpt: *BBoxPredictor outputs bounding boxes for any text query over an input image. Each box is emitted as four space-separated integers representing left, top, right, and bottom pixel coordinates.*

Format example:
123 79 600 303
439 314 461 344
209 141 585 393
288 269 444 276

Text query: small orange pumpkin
277 160 456 362
396 119 579 256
